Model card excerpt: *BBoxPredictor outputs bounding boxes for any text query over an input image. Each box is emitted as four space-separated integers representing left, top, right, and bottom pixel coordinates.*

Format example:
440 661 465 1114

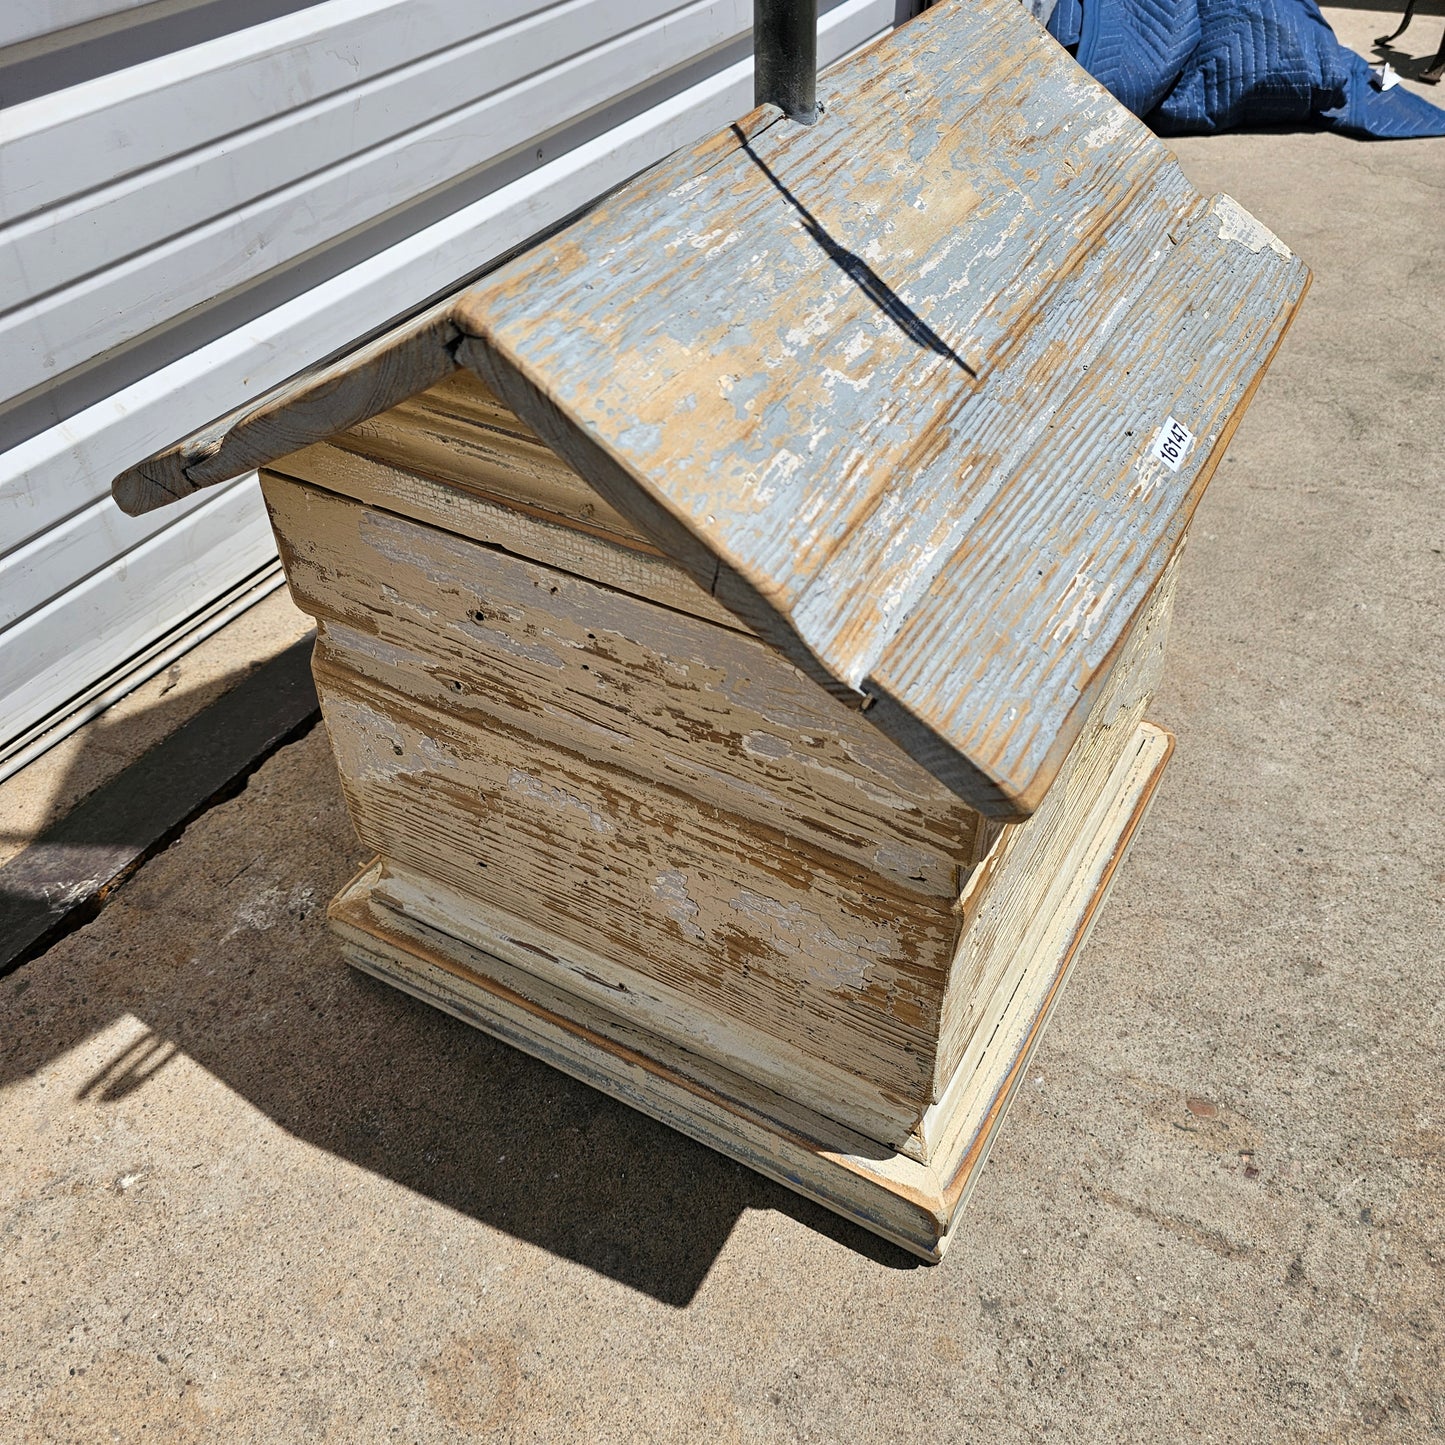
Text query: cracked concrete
1 13 1442 1440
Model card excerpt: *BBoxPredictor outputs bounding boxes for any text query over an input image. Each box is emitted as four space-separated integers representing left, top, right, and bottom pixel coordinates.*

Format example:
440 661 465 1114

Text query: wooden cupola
114 0 1308 1258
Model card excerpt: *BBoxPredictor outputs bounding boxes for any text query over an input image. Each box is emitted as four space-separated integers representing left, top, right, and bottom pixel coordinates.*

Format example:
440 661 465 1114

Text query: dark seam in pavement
0 635 321 980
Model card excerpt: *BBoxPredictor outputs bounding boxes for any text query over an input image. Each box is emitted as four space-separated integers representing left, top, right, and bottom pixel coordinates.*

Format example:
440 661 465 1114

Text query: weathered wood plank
100 0 1306 833
330 370 648 547
330 857 955 1247
263 471 986 897
313 650 956 1118
461 15 1174 619
112 304 460 516
781 171 1204 676
369 859 924 1150
266 446 742 629
919 719 1173 1238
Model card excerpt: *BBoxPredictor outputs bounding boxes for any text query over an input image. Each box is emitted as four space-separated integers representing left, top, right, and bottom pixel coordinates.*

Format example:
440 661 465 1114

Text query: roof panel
452 0 1309 815
112 0 1308 819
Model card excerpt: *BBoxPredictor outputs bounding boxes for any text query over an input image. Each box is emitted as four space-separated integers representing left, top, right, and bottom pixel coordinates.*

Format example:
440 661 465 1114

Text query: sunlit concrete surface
1 10 1441 1436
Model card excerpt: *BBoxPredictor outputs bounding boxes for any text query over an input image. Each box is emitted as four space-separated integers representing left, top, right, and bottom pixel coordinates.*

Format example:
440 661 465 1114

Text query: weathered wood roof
114 0 1308 819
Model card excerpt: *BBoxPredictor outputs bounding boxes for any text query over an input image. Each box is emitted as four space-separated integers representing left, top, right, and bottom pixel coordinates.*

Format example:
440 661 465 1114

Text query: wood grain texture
369 861 927 1152
313 646 957 1125
267 443 742 630
264 472 983 896
328 720 1173 1260
112 304 461 516
453 0 1309 818
929 546 1178 1112
326 370 651 549
262 472 986 900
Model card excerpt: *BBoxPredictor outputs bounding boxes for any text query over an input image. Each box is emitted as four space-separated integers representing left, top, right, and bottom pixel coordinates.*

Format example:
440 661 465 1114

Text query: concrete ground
0 586 314 871
2 9 1442 1440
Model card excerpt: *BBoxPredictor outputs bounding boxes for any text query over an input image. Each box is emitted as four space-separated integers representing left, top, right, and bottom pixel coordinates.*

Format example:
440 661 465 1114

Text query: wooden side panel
269 444 742 630
312 649 954 1118
328 857 957 1244
333 370 648 547
262 471 985 897
365 861 926 1151
932 546 1180 1097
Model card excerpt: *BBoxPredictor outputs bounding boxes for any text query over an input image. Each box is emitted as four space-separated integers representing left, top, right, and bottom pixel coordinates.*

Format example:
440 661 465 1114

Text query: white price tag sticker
1149 416 1195 473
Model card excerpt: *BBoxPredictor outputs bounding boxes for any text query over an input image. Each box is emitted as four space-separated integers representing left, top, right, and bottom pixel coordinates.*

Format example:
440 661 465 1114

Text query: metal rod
754 0 818 124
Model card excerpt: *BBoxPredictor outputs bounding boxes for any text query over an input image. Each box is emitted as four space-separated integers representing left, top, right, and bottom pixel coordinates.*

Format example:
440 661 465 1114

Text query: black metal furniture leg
1377 0 1418 47
1421 31 1445 83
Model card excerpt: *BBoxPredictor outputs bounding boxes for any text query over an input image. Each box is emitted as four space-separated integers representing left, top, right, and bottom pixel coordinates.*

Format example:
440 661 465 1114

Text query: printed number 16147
1150 416 1194 473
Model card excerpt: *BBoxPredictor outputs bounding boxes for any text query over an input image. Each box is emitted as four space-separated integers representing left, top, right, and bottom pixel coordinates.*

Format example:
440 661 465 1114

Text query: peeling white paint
741 730 791 760
841 330 874 365
328 695 458 783
667 224 741 258
1049 571 1117 644
507 768 615 834
1084 109 1130 149
380 581 436 621
1214 194 1292 258
653 870 705 941
819 364 873 396
809 757 917 813
757 447 803 501
873 840 942 883
729 888 896 991
666 173 708 200
540 702 630 745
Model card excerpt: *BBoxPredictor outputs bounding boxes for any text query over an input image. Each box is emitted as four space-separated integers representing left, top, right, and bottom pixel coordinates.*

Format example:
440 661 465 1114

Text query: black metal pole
754 0 818 124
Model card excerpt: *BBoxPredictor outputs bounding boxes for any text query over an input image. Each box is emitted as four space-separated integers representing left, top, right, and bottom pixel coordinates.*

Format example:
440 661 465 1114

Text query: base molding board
330 722 1172 1262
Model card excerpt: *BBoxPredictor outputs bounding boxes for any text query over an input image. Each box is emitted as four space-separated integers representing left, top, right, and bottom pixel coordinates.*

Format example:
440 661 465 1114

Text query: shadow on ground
0 692 920 1307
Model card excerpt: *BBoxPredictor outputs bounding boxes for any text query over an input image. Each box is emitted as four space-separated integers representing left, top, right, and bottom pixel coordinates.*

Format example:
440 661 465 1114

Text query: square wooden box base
328 722 1171 1263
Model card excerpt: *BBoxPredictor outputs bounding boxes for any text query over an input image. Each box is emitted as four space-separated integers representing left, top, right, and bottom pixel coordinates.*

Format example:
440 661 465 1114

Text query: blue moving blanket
1047 0 1445 138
